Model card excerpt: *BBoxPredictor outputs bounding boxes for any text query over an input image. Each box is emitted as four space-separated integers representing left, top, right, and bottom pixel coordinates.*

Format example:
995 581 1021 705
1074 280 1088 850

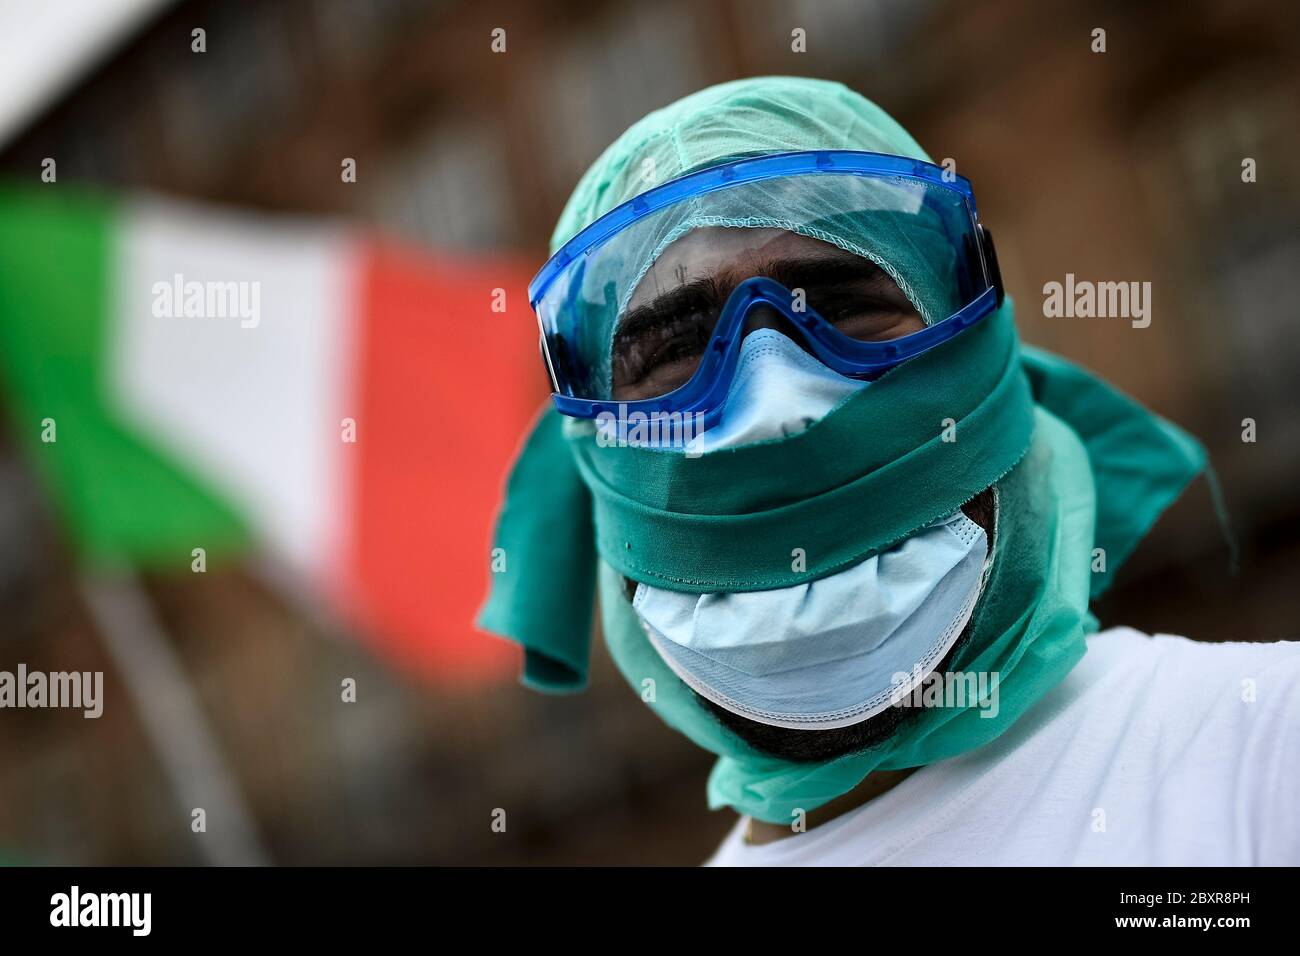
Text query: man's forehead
626 227 866 310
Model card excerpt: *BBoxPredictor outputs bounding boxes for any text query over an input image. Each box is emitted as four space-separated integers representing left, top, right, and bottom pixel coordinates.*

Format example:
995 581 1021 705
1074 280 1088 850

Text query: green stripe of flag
0 185 249 566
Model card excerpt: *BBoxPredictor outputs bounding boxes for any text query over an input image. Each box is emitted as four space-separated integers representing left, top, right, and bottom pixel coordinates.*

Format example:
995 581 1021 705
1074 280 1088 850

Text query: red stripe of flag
334 240 545 682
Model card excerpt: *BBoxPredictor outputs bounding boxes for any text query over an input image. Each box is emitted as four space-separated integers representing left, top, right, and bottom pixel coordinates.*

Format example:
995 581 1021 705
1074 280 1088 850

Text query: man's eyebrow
615 275 724 346
761 250 889 291
616 249 889 343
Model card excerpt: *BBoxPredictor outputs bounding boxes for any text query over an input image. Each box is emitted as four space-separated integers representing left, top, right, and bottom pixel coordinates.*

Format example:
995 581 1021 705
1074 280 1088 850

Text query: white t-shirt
707 627 1300 866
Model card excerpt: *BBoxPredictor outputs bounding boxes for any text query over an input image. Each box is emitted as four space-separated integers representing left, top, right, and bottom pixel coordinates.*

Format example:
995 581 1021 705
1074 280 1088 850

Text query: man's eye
643 333 703 372
812 293 923 341
612 312 715 398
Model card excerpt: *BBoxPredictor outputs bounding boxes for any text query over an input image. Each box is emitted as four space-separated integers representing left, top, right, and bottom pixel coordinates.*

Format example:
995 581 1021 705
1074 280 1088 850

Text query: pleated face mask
634 510 988 729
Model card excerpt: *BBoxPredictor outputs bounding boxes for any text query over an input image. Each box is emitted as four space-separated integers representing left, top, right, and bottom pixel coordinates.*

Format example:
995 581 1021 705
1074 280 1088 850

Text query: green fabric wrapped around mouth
599 403 1095 820
477 76 1211 821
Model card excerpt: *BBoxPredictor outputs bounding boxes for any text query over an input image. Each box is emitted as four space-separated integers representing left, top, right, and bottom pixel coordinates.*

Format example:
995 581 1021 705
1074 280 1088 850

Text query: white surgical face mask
634 328 991 728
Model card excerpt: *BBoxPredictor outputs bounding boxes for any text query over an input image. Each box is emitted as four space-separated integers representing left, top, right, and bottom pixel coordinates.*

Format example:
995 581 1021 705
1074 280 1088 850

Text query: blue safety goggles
530 150 1004 421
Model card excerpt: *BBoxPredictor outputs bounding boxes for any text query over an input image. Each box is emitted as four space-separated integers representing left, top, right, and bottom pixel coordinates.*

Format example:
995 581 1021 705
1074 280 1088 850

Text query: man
481 77 1300 865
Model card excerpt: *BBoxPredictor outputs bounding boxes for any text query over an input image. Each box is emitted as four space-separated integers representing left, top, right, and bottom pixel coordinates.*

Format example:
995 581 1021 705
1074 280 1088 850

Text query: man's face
612 228 927 402
619 227 995 763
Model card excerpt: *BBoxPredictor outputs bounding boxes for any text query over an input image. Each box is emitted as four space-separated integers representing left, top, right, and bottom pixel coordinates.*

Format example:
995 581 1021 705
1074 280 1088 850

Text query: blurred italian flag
0 185 541 682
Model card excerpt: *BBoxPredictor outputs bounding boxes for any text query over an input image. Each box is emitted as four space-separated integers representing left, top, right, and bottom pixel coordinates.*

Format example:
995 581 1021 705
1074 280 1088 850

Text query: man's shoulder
1070 625 1300 753
1086 625 1300 676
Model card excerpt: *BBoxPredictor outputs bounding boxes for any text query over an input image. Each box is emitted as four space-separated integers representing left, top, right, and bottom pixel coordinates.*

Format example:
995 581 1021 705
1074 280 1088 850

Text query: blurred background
0 0 1297 864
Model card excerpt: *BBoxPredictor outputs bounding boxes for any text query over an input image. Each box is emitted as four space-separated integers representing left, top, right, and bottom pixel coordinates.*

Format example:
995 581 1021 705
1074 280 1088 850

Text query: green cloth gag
600 403 1095 821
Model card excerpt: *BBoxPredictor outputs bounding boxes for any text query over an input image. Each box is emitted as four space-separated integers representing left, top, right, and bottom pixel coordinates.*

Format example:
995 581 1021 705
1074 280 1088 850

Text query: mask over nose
636 327 990 727
689 327 862 452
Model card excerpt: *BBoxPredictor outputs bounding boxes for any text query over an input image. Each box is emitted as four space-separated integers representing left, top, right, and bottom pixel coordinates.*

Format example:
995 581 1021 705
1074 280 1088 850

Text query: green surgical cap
549 76 933 253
